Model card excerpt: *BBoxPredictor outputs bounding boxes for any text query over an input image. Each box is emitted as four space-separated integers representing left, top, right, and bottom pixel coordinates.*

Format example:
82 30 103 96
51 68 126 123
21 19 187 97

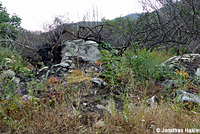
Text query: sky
1 0 143 31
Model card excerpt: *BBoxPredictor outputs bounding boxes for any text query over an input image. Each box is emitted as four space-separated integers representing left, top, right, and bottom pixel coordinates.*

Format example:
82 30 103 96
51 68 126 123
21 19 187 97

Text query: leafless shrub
135 0 200 54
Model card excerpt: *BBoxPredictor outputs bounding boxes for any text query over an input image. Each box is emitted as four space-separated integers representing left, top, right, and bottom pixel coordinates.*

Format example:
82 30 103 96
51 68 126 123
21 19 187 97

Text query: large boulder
62 39 101 64
35 39 102 80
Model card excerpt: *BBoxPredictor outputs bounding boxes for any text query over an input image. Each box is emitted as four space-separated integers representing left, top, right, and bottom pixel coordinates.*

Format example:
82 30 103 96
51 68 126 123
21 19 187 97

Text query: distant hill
41 12 141 36
122 13 140 19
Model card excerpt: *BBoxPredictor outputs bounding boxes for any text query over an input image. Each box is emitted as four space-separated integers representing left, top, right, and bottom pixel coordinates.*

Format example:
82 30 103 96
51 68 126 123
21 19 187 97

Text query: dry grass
101 103 200 134
1 69 199 134
0 104 83 134
1 100 199 134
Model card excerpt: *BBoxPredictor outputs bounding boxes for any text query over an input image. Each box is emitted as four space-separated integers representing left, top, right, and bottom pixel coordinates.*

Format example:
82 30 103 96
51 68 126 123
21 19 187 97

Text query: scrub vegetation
0 0 200 133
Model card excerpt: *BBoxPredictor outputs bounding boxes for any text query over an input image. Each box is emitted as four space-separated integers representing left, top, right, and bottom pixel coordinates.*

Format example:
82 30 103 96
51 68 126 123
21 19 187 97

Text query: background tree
0 2 21 40
102 17 137 48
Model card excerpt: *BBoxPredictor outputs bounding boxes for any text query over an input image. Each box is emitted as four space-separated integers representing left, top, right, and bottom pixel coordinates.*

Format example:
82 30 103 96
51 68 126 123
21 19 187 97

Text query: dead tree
37 19 106 66
136 0 200 54
77 25 104 43
37 15 143 66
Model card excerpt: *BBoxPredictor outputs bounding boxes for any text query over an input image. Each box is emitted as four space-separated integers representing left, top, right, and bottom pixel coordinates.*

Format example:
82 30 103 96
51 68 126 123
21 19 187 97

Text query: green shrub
0 46 34 94
125 47 173 83
100 49 127 86
100 44 173 87
0 46 26 72
98 41 113 51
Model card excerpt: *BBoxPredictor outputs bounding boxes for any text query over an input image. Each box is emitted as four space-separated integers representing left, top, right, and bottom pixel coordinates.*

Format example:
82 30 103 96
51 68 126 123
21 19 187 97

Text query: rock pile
147 54 200 106
161 54 200 77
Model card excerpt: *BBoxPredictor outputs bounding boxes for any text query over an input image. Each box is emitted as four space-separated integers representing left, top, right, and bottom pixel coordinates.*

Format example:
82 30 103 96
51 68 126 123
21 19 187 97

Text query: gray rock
176 90 200 104
61 57 73 64
51 63 69 72
161 80 180 89
38 66 49 73
161 56 181 67
161 54 200 78
92 77 108 88
60 56 75 68
85 66 98 73
36 66 49 78
96 104 106 110
62 39 101 63
146 95 158 106
11 76 20 84
106 98 115 114
161 54 200 66
1 69 16 78
53 63 70 68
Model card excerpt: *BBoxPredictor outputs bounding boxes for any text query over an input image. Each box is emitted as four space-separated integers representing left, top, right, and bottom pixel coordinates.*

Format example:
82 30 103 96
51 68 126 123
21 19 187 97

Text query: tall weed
100 44 173 89
100 49 133 87
125 47 172 84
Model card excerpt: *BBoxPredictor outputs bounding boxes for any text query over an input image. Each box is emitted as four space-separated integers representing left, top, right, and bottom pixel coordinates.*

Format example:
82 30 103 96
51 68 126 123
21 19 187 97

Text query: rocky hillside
0 39 200 133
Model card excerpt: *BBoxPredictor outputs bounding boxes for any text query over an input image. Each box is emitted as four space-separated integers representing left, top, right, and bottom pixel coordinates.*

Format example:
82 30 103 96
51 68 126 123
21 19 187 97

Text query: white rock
92 78 108 87
83 102 87 106
96 104 106 109
180 57 190 62
176 90 200 104
38 66 48 72
189 54 200 57
146 95 157 106
11 77 20 84
161 56 179 66
195 68 200 77
53 63 70 68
